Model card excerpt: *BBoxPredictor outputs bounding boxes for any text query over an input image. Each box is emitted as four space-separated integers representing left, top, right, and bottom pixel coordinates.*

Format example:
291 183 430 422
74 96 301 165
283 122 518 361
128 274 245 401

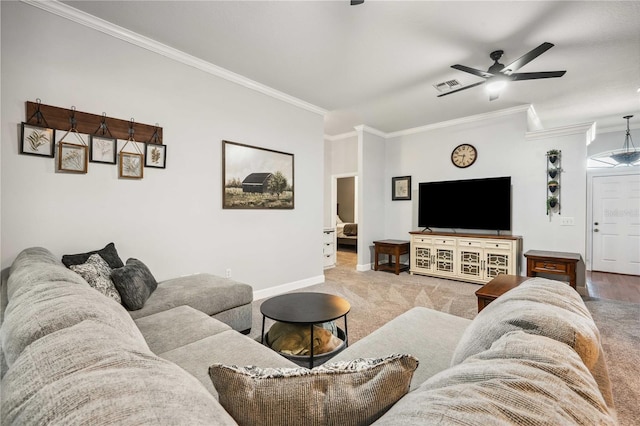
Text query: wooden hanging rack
25 101 163 144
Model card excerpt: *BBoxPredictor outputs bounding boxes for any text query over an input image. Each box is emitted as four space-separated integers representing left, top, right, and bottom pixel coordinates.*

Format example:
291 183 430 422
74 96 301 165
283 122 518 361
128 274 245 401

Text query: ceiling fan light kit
438 42 566 101
486 77 507 94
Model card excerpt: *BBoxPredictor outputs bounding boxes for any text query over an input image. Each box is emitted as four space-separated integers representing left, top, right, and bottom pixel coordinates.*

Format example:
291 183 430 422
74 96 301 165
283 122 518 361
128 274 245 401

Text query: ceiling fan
438 42 566 101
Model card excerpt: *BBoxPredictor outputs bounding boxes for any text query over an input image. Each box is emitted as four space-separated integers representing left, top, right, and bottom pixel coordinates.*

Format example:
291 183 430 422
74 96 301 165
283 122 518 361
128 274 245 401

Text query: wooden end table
524 250 581 289
373 239 410 275
475 274 530 312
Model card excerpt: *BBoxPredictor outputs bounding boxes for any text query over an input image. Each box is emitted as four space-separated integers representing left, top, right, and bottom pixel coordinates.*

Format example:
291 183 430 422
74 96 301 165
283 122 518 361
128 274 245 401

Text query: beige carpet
250 257 639 425
583 298 640 426
249 264 478 344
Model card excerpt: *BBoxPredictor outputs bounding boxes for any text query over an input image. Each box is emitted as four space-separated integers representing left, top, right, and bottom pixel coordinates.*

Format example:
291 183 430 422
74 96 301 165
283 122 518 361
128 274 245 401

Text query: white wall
323 134 357 227
357 127 386 270
1 2 325 291
384 109 589 277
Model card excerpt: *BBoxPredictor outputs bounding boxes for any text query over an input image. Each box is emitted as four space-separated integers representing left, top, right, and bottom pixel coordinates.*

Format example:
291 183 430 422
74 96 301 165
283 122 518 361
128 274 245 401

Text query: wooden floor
336 249 640 303
587 271 640 303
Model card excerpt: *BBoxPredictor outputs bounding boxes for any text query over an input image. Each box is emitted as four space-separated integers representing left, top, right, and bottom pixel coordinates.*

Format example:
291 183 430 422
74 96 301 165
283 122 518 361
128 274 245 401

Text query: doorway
331 173 358 268
589 172 640 275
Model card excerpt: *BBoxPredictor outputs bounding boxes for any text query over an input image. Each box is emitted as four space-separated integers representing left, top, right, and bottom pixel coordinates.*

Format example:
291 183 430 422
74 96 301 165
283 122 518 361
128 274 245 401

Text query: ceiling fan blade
437 81 486 97
350 0 364 5
510 71 566 81
451 64 494 79
502 42 554 75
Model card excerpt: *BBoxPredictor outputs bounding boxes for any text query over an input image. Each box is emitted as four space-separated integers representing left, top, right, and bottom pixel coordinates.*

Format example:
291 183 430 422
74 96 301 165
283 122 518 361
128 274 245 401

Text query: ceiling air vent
433 79 462 93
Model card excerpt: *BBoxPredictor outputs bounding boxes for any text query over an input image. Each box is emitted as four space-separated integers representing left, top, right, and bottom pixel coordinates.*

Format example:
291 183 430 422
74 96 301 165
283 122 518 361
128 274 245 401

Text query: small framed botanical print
90 135 117 164
392 176 411 201
119 152 143 179
144 143 166 169
58 142 88 173
20 123 55 157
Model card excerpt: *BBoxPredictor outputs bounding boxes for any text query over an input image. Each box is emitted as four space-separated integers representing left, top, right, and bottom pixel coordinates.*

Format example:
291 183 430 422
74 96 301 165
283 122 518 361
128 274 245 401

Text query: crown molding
360 125 387 138
525 122 596 143
385 105 532 138
324 131 358 142
21 0 327 117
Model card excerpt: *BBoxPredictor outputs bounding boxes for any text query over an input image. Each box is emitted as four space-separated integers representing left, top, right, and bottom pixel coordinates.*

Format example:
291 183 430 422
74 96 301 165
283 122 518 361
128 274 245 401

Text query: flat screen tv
418 176 511 231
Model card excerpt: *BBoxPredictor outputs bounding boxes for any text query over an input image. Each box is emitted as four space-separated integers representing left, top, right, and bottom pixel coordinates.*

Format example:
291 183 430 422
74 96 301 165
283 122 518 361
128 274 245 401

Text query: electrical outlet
225 268 231 278
560 217 575 226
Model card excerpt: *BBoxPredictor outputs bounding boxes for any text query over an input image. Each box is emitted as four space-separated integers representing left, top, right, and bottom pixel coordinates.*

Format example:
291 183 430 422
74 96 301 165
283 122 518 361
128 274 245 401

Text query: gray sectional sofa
1 247 617 425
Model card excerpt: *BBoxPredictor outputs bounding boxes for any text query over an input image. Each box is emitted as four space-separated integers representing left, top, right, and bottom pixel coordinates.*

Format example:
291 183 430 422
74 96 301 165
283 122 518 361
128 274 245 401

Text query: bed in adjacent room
336 216 357 248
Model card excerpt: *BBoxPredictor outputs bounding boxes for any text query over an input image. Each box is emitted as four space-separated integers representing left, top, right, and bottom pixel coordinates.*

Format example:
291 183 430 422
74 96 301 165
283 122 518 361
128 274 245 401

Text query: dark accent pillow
62 242 124 269
110 258 158 311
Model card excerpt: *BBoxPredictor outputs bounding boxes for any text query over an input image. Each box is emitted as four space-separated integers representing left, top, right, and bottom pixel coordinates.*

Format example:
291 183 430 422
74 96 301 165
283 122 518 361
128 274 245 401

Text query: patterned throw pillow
70 254 122 304
209 354 418 426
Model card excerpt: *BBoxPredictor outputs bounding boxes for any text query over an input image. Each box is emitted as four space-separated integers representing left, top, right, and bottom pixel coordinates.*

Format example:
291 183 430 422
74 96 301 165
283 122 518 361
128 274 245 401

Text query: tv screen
418 177 511 231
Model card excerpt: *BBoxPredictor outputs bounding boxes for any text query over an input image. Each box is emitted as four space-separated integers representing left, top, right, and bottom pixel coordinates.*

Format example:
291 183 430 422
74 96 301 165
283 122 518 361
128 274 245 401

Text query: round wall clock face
451 144 477 168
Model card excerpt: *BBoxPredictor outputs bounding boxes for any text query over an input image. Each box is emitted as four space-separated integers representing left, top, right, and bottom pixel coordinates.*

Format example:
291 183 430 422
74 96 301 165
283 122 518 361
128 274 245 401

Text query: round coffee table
260 292 351 368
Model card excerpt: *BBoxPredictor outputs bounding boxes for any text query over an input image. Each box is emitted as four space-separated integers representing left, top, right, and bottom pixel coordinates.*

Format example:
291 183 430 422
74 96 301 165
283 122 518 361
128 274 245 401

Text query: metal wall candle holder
546 149 561 216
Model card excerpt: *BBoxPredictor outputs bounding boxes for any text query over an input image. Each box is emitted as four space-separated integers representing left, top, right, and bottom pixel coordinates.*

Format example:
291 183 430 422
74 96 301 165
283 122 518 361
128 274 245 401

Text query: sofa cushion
333 307 470 390
7 247 87 300
61 242 124 269
134 305 232 354
375 331 615 425
209 354 418 426
1 320 237 425
0 280 147 367
160 329 297 396
128 273 253 320
451 277 600 369
111 258 158 311
69 254 122 304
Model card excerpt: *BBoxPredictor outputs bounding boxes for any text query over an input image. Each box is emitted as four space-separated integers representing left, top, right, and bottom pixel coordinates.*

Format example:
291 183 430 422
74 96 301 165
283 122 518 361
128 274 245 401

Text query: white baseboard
356 263 372 272
253 274 325 301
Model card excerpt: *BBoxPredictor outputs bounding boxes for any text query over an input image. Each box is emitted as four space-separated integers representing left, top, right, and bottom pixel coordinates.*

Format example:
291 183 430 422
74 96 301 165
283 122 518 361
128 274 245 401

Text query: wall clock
451 143 477 168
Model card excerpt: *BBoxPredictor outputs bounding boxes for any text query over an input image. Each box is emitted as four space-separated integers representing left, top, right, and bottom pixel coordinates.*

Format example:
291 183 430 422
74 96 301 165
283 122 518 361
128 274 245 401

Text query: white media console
409 231 522 284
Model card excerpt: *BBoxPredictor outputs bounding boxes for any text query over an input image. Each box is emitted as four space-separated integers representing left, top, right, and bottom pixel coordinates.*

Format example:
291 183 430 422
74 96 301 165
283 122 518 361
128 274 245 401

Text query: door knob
594 229 599 232
594 222 599 225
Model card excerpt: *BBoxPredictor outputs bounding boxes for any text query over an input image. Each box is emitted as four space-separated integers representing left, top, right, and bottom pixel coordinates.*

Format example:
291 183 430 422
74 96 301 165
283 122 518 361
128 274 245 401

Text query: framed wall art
20 122 55 157
119 152 143 179
145 143 166 169
58 142 88 173
222 140 294 209
89 135 117 164
392 176 411 201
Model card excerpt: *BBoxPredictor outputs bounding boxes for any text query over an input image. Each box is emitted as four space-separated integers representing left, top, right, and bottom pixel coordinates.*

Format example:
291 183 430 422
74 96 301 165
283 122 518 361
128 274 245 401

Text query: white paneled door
592 174 640 275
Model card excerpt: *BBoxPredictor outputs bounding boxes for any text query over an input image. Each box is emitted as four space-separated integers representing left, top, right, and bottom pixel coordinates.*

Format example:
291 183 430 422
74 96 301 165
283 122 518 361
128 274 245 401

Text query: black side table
260 292 350 368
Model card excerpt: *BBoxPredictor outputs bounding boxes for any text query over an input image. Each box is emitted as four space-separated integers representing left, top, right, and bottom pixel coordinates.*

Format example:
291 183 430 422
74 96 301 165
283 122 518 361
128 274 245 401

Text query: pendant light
610 115 640 165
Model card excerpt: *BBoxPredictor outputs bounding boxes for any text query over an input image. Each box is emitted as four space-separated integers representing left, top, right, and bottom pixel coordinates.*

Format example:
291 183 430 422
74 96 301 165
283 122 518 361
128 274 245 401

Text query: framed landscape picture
58 142 88 173
119 152 144 179
20 123 55 157
222 140 294 209
89 135 117 164
144 143 167 169
392 176 411 201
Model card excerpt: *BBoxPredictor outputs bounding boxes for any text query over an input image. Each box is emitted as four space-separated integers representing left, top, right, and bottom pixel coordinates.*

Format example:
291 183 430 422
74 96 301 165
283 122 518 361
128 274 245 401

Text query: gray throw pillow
110 258 158 311
62 242 124 269
209 354 418 426
69 254 122 304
